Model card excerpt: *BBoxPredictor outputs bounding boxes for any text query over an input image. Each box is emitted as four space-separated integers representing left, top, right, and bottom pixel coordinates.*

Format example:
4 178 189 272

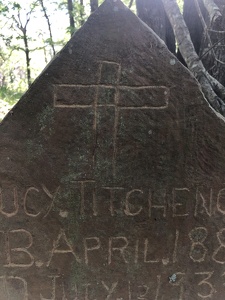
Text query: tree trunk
23 30 32 87
67 0 75 36
136 0 175 54
201 0 225 85
183 0 205 54
129 0 134 8
202 0 222 23
38 0 56 56
79 0 85 26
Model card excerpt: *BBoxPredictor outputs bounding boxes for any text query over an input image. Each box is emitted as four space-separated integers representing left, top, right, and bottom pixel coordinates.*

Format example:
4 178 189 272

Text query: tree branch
199 36 225 60
38 0 56 56
194 0 215 55
208 29 225 34
129 0 134 8
202 0 222 23
67 0 75 37
161 0 225 115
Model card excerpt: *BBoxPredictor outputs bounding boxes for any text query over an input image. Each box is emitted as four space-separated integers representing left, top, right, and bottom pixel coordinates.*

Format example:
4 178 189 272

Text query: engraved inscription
3 226 225 270
1 183 225 298
40 275 59 300
47 228 81 267
108 237 129 265
4 229 34 268
101 281 118 299
169 272 185 300
84 237 101 265
24 187 41 217
2 183 225 219
195 272 215 298
0 276 28 300
0 272 221 299
212 228 225 264
0 184 60 219
189 227 208 263
0 187 19 217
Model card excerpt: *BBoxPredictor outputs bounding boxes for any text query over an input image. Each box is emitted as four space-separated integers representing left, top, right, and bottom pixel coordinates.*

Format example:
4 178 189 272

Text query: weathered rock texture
1 0 225 299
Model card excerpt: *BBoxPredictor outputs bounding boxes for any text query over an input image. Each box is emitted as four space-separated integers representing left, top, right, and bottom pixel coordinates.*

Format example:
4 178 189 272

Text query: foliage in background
0 0 137 109
0 0 72 107
0 0 187 116
2 0 224 118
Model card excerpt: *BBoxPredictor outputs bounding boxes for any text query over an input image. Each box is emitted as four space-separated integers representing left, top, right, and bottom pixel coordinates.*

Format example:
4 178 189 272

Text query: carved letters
3 229 34 268
1 226 225 270
2 181 225 299
0 273 220 299
0 187 19 217
0 276 28 300
2 182 225 219
0 184 60 219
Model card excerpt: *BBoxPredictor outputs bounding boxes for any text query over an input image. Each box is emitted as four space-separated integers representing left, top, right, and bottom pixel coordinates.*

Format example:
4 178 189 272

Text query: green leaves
12 2 21 10
0 2 9 15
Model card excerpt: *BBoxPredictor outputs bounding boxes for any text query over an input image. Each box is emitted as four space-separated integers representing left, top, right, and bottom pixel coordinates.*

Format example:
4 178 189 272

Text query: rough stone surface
1 0 225 299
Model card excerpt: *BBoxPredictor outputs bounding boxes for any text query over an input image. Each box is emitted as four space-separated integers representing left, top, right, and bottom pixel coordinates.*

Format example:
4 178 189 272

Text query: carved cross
54 61 169 176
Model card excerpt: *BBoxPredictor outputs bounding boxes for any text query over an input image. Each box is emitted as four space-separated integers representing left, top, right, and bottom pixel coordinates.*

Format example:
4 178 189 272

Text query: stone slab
1 0 225 299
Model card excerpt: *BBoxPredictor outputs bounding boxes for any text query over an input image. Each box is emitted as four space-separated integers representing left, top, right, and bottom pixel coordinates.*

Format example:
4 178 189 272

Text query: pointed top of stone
1 1 225 298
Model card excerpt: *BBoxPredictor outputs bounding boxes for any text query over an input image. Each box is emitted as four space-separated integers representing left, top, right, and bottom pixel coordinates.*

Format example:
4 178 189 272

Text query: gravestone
1 0 225 299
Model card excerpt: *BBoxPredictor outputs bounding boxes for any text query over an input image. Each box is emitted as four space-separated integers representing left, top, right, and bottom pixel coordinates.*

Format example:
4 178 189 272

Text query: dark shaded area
136 0 175 54
90 0 98 12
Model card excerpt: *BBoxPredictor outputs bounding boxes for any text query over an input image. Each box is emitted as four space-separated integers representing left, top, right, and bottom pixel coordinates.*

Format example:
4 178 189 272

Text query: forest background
0 0 224 120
